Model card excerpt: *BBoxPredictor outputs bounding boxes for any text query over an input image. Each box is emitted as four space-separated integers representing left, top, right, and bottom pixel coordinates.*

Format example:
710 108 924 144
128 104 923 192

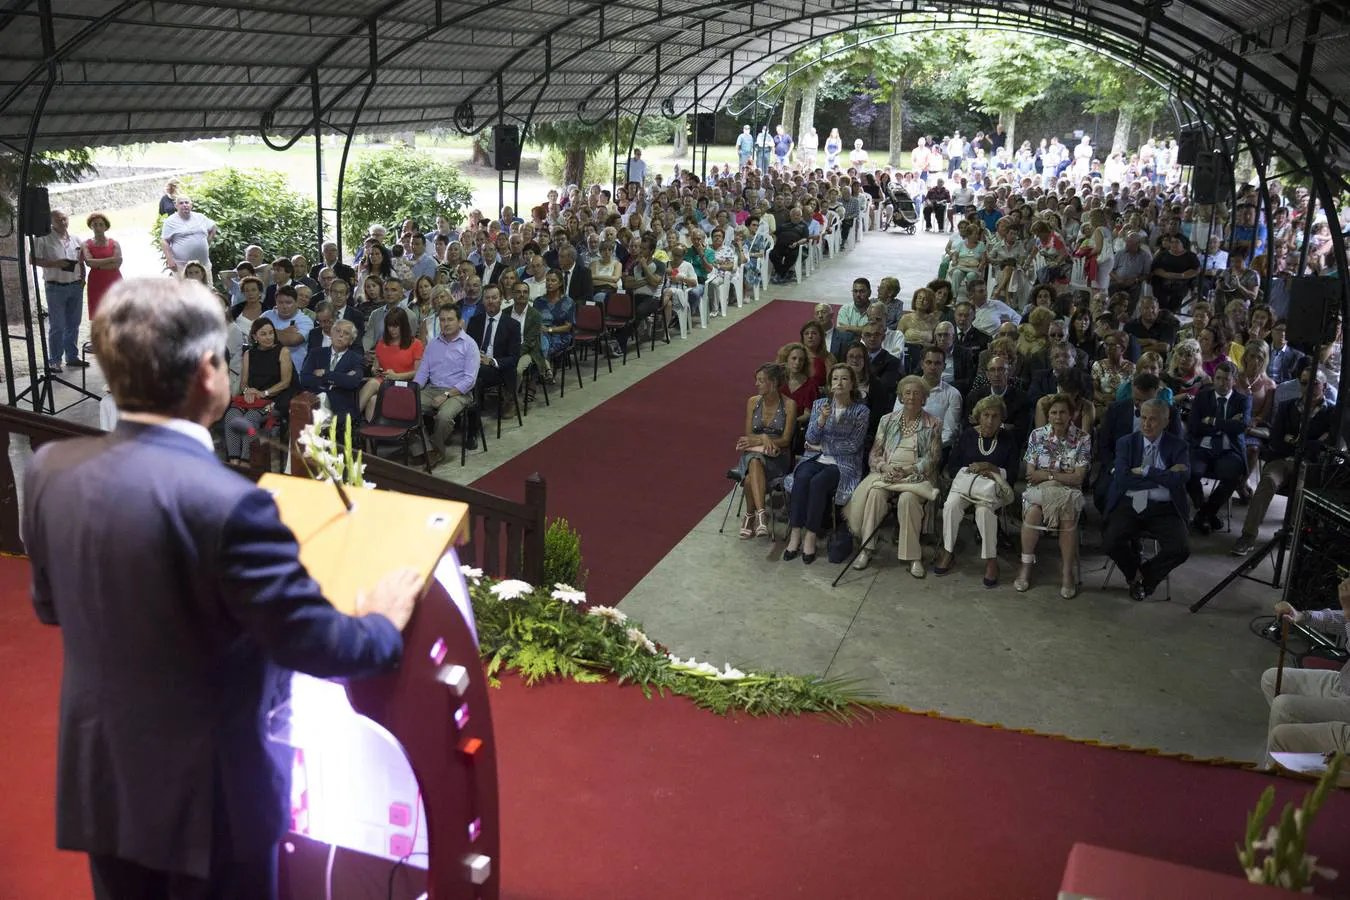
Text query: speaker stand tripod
11 268 100 416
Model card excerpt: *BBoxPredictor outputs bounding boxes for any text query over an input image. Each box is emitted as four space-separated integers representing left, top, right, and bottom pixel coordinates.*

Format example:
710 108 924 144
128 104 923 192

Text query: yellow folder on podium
259 473 470 615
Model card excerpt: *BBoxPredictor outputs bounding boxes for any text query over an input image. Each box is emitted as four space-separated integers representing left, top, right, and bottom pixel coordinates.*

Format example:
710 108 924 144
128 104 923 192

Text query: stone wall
46 168 207 217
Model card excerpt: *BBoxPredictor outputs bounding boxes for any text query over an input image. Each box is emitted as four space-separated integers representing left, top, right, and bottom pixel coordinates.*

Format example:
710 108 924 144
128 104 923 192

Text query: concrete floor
24 221 1294 763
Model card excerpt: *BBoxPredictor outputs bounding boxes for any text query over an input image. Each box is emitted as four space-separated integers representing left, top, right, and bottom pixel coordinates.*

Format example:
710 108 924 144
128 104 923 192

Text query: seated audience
799 319 836 383
1123 295 1175 359
466 283 522 419
1091 330 1135 412
1236 339 1276 495
846 375 942 576
782 364 869 563
1016 393 1091 598
735 363 797 539
1034 365 1095 434
936 395 1020 586
509 280 549 384
906 344 963 448
1267 319 1306 383
1114 350 1174 405
1185 360 1249 535
300 319 364 425
1262 585 1350 784
358 307 424 421
223 318 293 464
779 341 820 441
1198 324 1230 378
1233 362 1337 555
1102 398 1191 601
1164 338 1207 399
413 304 480 463
967 353 1029 445
1095 372 1179 512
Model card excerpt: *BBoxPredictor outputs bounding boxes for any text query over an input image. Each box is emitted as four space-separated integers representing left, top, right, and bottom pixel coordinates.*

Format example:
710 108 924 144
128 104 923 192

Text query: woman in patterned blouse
782 365 869 564
1016 394 1092 598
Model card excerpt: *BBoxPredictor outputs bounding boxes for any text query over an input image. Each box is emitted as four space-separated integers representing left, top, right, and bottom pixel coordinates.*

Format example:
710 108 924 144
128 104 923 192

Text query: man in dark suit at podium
23 278 423 900
1102 397 1191 601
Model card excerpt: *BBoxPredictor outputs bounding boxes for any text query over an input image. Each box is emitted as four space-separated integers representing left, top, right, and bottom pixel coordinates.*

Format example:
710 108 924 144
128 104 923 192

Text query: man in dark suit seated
1026 342 1074 406
324 278 365 341
300 318 365 426
966 353 1029 447
1102 398 1192 601
1093 372 1178 512
557 245 594 305
861 322 902 400
465 283 522 421
476 241 508 287
23 278 421 900
952 301 991 356
1186 360 1251 534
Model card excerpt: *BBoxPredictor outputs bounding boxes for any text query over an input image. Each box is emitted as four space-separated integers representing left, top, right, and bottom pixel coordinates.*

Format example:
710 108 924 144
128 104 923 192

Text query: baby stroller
889 187 918 234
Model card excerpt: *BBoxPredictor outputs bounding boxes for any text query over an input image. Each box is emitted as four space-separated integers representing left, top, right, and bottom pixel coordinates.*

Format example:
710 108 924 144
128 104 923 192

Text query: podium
260 474 500 900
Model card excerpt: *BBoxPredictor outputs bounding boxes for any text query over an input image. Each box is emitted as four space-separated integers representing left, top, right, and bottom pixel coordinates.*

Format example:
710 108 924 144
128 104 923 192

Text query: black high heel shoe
782 547 800 561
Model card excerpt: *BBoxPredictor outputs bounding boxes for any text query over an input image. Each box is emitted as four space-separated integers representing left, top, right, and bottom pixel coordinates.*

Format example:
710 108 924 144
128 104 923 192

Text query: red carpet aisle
471 299 813 602
5 560 1350 898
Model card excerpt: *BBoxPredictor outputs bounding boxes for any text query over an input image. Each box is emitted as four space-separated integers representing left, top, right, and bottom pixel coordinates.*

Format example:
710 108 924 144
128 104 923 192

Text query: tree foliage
0 148 95 223
150 167 317 277
341 146 473 248
530 117 670 187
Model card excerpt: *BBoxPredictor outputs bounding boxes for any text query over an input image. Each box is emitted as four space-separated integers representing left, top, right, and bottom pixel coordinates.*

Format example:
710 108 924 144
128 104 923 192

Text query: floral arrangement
302 405 875 720
1237 753 1343 891
462 567 879 721
297 403 373 489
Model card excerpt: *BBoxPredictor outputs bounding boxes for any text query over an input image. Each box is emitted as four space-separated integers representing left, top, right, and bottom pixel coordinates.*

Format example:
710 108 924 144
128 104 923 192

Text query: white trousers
943 471 1009 559
846 475 928 561
1260 666 1350 777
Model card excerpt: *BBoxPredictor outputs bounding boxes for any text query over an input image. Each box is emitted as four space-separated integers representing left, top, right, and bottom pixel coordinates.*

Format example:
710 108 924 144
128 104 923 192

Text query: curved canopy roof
0 1 1347 183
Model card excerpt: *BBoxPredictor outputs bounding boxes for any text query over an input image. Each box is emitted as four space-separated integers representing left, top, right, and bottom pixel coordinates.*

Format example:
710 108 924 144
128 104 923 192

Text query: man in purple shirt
414 304 479 461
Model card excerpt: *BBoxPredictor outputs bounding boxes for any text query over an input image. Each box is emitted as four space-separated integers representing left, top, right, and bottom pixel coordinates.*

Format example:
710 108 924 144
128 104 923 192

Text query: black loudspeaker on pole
1190 150 1231 205
1286 276 1341 352
493 125 521 172
694 113 717 144
22 186 51 237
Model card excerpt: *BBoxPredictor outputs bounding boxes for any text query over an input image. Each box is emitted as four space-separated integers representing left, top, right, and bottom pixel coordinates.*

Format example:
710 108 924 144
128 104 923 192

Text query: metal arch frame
4 0 151 407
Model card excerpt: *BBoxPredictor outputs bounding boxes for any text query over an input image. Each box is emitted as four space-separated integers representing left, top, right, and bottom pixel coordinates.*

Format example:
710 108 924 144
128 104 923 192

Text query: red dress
781 376 820 414
83 238 122 318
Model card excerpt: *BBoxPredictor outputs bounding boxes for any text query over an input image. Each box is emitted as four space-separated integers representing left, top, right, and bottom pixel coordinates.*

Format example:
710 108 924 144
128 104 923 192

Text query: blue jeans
788 458 840 535
46 280 84 364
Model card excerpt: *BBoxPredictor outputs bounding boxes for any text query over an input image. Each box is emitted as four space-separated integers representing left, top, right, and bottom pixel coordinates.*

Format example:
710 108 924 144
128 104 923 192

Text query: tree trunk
781 82 802 145
1000 109 1017 157
888 80 905 167
563 148 587 188
1111 109 1133 158
672 114 687 158
469 133 492 167
1140 115 1155 147
798 72 823 139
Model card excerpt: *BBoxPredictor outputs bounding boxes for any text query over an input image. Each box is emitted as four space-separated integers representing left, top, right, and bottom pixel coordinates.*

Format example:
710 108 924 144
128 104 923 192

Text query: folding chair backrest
376 382 420 426
576 303 604 333
607 292 634 319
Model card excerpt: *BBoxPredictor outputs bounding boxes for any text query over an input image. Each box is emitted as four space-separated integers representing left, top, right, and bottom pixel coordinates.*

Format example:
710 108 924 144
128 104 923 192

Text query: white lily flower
459 565 484 584
626 627 656 654
695 661 719 676
489 579 534 601
1252 826 1279 852
550 584 587 605
714 664 748 681
586 605 627 625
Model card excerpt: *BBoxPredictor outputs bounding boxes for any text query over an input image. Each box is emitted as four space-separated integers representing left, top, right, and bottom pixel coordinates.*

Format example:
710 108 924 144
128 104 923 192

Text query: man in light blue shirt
262 285 314 373
407 233 438 283
414 305 480 459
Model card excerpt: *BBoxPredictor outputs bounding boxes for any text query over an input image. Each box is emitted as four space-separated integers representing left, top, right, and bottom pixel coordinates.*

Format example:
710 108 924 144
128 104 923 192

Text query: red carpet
7 558 1350 900
471 299 813 602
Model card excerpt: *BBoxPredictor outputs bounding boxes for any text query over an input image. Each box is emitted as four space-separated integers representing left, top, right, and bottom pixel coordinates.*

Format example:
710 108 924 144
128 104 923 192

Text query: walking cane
1274 618 1290 696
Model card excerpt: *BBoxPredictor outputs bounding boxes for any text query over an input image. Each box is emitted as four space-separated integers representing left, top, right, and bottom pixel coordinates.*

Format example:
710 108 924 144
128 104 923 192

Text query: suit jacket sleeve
299 348 326 392
498 317 521 373
22 458 55 625
219 489 403 679
328 351 365 390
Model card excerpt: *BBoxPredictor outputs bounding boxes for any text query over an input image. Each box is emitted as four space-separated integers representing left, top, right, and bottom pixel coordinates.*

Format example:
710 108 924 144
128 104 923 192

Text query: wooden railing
286 393 547 584
0 399 548 586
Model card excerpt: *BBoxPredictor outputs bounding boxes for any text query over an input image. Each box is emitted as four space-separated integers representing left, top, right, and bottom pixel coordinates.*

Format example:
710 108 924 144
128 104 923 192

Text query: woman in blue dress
534 268 575 377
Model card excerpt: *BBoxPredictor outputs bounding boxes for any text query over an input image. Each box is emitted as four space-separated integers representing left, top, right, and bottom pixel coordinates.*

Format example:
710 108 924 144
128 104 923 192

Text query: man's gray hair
331 319 358 339
92 278 226 415
1141 397 1171 419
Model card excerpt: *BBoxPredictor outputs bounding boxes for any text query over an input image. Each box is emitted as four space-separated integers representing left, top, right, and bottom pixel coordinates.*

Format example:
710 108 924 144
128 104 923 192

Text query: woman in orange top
359 306 424 421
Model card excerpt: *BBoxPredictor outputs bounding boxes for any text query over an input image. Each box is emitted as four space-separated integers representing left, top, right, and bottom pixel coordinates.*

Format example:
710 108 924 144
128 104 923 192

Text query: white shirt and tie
481 311 499 366
1201 393 1232 452
1127 436 1173 512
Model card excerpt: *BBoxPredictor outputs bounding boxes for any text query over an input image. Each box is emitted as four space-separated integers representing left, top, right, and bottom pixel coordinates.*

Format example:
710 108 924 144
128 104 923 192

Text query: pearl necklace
977 433 999 455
